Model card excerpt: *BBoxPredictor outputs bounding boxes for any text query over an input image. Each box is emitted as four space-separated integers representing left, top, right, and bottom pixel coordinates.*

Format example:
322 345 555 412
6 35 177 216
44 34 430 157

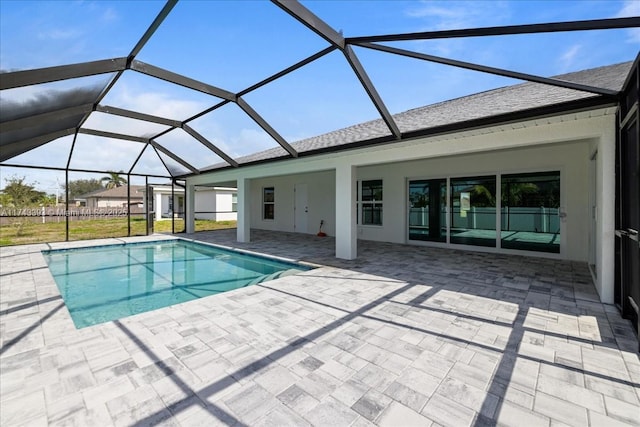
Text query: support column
186 184 195 234
597 125 616 304
237 178 251 243
335 163 357 259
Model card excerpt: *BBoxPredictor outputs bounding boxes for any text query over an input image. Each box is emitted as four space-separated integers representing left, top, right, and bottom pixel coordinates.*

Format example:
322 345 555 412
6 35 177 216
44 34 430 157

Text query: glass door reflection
450 176 497 247
408 179 447 242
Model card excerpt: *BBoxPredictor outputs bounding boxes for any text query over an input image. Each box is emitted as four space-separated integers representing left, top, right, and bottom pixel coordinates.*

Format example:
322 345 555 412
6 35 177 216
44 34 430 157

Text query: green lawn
0 218 236 246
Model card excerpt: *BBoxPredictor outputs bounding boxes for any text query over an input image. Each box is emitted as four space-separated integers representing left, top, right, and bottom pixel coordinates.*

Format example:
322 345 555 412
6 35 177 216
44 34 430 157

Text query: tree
39 194 57 206
501 182 539 207
101 171 127 189
470 184 495 207
66 178 103 200
0 175 46 237
0 175 45 207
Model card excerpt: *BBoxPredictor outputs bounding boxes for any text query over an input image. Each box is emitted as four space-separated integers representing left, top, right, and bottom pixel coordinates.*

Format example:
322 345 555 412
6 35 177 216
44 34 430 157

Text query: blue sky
1 0 638 191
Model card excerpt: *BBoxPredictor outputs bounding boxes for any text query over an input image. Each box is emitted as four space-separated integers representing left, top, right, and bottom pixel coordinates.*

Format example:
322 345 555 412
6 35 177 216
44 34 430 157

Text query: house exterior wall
187 108 617 303
250 170 336 235
245 141 589 260
194 189 237 221
356 141 590 261
215 191 236 221
154 193 164 221
195 190 216 220
86 198 131 208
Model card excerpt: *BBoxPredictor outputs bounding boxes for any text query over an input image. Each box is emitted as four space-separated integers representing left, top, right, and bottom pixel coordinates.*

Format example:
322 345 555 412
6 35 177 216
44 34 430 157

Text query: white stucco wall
250 170 336 235
194 190 216 220
244 141 590 261
157 195 165 217
215 191 237 221
589 119 617 304
357 141 591 261
194 189 237 221
187 108 618 303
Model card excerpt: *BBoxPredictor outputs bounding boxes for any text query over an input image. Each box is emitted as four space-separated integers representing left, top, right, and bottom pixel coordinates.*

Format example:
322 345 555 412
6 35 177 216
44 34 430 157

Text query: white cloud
37 28 81 41
194 124 275 160
2 80 215 179
406 1 511 30
69 135 144 173
101 7 119 23
233 128 278 156
615 0 640 43
558 44 582 72
404 1 511 56
615 0 640 17
100 83 283 166
86 87 216 173
408 4 479 30
115 88 207 120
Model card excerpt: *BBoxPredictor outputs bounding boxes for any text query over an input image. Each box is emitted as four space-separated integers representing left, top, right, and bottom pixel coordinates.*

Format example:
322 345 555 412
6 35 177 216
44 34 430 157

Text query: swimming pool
43 239 309 328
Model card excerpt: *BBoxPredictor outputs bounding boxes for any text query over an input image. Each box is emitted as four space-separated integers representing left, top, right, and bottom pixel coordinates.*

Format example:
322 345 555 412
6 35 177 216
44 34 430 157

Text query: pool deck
1 229 639 426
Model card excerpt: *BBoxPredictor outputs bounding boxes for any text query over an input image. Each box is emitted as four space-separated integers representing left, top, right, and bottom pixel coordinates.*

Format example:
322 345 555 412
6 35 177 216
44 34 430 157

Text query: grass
0 218 236 246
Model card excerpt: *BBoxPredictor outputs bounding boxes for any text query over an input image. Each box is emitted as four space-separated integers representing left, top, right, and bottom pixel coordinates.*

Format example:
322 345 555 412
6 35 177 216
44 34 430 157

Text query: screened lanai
1 0 638 244
2 4 640 425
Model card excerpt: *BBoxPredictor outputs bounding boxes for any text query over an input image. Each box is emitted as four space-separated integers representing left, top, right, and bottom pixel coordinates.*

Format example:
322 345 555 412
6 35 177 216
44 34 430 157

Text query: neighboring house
194 186 237 222
185 60 635 309
80 185 145 209
140 185 237 221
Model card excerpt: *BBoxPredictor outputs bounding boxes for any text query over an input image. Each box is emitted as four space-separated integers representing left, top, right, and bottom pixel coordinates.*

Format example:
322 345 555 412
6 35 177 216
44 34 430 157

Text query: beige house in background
79 185 145 209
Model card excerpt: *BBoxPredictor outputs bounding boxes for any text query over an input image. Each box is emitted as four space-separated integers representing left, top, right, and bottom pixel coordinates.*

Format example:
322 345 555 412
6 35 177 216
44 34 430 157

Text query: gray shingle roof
79 185 145 199
204 61 631 171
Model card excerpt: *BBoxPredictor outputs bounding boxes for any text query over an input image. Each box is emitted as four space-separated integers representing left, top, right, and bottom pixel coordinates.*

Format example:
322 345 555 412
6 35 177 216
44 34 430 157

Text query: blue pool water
43 240 309 328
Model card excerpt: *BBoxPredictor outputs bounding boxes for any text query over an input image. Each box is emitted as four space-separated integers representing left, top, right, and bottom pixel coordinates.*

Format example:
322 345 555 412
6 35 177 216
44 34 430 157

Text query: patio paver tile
421 393 477 427
533 391 588 427
351 389 392 422
589 409 638 427
1 230 638 427
377 400 433 427
535 373 605 413
603 395 640 425
303 395 360 426
495 400 550 427
383 380 429 413
222 382 279 424
277 384 320 414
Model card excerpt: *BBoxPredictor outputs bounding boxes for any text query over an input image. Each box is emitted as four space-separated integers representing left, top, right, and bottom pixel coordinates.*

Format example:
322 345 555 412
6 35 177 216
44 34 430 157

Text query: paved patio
1 229 639 426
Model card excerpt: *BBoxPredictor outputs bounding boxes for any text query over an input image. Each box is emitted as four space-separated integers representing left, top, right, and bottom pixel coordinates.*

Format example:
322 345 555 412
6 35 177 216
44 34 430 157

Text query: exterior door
294 183 308 233
616 55 639 342
408 179 447 242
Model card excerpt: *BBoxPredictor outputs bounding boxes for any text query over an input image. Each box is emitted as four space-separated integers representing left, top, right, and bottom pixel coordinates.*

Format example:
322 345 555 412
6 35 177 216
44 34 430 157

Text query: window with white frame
231 193 237 212
358 179 383 225
263 187 274 220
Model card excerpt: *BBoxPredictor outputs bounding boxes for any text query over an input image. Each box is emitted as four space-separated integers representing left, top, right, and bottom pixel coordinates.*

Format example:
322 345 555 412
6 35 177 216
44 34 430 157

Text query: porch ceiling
1 1 638 179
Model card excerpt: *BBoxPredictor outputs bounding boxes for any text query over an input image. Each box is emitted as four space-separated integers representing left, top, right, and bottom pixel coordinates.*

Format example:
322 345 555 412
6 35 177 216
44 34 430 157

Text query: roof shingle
205 61 631 171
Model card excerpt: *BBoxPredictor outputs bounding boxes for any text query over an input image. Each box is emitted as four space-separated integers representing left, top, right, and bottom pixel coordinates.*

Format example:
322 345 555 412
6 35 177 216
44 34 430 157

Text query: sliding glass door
408 179 446 242
501 172 560 253
450 176 497 247
408 173 559 253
